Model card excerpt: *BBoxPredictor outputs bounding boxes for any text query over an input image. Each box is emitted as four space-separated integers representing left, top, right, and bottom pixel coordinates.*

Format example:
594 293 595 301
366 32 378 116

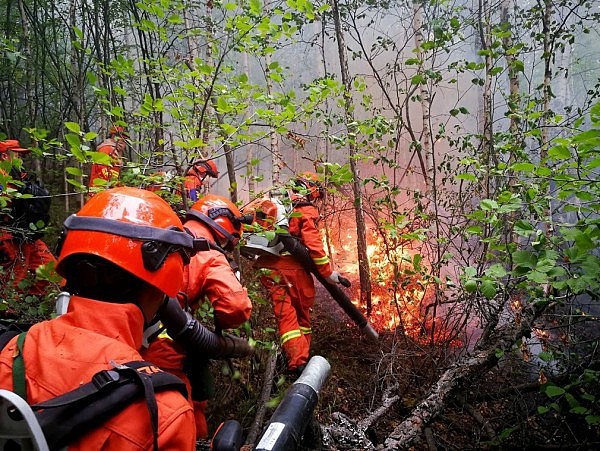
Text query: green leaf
547 145 571 160
585 415 600 425
465 225 482 235
479 199 498 211
514 220 535 236
411 74 425 85
480 279 496 299
512 162 535 172
513 251 537 269
65 167 83 177
485 264 507 278
216 96 233 113
464 266 477 278
463 279 477 293
455 173 477 182
544 384 565 397
65 122 81 134
590 101 600 125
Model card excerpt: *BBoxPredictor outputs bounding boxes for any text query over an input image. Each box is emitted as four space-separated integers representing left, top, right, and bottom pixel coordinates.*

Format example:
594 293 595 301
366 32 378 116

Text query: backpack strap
0 323 29 401
32 360 187 451
12 332 27 401
111 361 160 451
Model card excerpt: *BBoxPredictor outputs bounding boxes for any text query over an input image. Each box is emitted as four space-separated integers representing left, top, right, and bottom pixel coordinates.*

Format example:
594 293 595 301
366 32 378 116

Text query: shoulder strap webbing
32 360 187 451
12 332 27 401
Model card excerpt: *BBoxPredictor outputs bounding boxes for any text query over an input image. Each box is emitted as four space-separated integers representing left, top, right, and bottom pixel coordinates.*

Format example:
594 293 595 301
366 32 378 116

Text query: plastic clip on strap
92 370 121 391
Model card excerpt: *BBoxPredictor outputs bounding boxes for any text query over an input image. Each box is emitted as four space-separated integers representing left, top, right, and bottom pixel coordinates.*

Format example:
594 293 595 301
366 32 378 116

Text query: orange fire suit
0 164 56 307
256 197 333 372
142 220 252 439
0 235 55 289
183 174 206 202
88 139 122 190
0 296 196 449
0 235 56 314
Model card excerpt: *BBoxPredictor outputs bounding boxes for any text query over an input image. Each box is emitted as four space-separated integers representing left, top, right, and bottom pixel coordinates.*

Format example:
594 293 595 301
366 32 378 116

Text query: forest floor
203 279 599 450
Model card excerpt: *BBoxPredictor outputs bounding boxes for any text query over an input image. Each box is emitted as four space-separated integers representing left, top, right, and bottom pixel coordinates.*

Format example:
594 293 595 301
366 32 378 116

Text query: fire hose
254 355 330 450
157 297 254 359
210 355 331 451
278 234 379 341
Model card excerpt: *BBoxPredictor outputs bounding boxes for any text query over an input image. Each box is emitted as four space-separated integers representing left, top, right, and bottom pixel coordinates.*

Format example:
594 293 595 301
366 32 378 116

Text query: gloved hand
326 271 341 285
326 271 352 287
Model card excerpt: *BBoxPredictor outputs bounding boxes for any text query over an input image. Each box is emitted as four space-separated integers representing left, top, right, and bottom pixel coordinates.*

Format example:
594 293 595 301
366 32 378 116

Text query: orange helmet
187 160 219 179
294 171 324 201
108 125 129 138
0 140 29 154
56 187 197 297
186 194 244 252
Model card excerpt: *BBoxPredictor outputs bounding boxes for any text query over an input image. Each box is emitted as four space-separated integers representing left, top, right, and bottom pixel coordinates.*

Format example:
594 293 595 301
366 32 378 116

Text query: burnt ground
203 280 600 450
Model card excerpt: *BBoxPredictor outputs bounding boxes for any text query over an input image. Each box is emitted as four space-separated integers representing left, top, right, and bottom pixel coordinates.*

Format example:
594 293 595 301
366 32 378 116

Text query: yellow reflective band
157 330 173 340
312 256 329 265
299 326 312 335
281 329 302 344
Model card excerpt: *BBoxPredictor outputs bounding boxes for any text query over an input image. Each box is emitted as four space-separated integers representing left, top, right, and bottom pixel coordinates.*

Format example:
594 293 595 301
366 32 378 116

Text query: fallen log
381 303 544 450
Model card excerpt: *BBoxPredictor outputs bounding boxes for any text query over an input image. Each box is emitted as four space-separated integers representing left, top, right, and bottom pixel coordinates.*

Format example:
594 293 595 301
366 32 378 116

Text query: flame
325 226 455 344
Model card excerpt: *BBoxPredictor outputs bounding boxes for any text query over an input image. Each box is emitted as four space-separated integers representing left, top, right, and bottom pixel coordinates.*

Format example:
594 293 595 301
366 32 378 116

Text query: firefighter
0 140 55 311
142 193 252 439
0 187 197 449
88 125 128 192
183 159 219 202
255 172 345 377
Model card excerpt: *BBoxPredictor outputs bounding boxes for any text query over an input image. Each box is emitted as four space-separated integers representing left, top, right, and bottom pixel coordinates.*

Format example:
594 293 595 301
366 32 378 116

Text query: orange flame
325 227 455 344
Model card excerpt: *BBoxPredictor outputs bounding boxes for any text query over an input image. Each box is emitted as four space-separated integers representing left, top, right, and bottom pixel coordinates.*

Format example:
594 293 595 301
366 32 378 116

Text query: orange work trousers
258 256 315 371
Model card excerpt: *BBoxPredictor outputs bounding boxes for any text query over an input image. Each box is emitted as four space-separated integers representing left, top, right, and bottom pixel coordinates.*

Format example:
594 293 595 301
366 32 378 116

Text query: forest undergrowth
204 280 600 450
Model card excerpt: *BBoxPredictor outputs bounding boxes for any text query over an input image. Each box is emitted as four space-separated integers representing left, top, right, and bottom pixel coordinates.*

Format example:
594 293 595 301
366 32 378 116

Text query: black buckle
92 369 121 390
193 237 210 252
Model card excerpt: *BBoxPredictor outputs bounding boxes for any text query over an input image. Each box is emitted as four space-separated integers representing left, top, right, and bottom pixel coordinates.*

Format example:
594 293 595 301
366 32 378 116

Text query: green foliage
0 260 61 323
538 364 600 427
1 0 600 445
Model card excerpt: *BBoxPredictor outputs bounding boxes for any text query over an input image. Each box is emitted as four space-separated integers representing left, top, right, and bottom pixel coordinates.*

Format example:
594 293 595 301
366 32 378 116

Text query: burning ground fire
326 228 437 341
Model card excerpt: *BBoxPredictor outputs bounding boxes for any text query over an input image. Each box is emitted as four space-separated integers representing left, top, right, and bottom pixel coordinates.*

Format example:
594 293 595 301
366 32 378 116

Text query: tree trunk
477 0 494 199
411 0 431 188
264 0 283 186
242 51 255 196
330 0 372 314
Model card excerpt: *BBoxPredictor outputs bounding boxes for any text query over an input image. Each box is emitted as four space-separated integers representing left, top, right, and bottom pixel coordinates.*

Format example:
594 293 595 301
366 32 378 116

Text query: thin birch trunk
411 0 431 188
330 0 372 314
264 3 283 186
242 51 255 196
478 0 494 199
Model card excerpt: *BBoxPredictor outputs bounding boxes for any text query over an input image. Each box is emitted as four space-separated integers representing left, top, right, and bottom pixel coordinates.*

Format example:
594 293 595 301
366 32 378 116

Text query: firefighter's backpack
10 173 51 239
0 321 187 451
240 196 289 258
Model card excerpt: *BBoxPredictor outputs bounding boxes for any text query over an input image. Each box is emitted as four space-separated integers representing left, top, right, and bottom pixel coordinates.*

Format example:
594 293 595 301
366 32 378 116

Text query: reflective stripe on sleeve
312 256 329 265
280 329 302 344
